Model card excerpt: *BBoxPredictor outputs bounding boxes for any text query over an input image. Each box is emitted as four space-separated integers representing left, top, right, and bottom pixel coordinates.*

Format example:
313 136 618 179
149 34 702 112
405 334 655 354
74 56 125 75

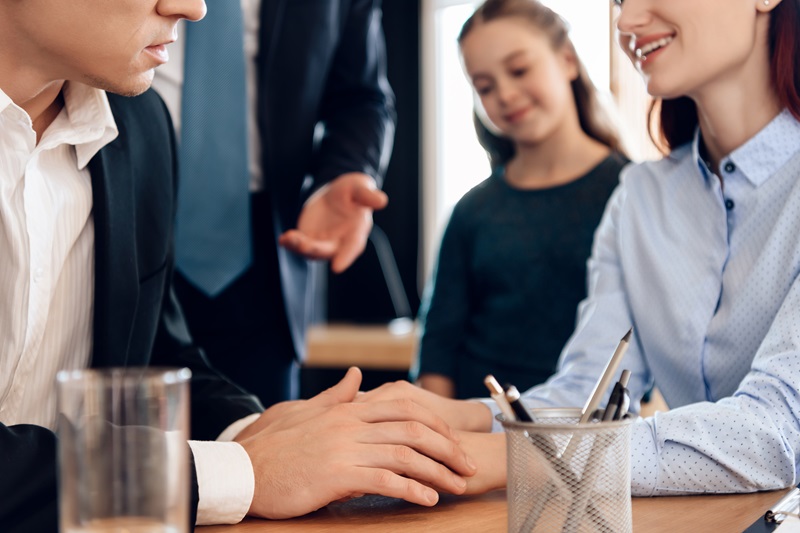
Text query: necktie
175 2 251 296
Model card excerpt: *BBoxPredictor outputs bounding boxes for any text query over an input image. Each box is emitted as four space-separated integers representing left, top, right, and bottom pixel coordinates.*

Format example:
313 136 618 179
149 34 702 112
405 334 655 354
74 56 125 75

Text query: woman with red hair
360 0 800 497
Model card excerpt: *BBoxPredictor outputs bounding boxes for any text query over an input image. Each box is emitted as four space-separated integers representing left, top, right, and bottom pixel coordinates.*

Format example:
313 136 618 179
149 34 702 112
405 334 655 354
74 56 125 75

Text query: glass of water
56 367 191 533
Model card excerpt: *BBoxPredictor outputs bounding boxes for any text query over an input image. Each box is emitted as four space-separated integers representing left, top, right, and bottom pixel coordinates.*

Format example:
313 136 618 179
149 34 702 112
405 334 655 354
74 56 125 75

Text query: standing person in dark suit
0 1 472 530
152 0 396 406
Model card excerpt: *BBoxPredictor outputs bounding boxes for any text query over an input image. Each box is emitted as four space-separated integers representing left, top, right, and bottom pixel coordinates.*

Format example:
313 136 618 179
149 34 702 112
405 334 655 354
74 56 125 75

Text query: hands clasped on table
235 368 478 519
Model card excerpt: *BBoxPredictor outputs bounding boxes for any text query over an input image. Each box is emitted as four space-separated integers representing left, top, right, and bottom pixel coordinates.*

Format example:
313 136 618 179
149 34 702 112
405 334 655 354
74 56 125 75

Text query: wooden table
198 488 788 532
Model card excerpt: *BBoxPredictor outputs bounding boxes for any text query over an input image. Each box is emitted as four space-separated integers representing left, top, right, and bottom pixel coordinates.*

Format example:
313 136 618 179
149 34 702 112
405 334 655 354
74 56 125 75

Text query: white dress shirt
0 82 115 428
0 83 256 525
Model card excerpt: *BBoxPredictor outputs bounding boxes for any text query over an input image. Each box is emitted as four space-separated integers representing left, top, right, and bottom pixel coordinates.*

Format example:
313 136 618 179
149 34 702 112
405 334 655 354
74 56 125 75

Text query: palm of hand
297 187 371 247
279 173 387 272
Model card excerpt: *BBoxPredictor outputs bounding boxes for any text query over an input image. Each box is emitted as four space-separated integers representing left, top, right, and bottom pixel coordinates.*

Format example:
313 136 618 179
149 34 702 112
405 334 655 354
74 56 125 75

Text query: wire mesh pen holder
501 408 632 533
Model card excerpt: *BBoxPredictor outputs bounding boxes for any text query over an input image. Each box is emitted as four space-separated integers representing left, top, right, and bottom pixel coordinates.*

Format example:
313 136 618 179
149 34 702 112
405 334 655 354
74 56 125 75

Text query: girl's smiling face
461 17 579 147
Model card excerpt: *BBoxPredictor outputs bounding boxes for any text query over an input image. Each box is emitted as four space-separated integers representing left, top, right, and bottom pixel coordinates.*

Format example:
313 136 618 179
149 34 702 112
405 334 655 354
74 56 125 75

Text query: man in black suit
0 1 473 531
152 0 396 406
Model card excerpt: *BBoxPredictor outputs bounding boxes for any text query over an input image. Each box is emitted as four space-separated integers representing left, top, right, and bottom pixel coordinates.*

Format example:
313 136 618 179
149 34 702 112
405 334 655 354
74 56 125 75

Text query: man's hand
278 173 388 273
355 379 495 433
237 368 478 519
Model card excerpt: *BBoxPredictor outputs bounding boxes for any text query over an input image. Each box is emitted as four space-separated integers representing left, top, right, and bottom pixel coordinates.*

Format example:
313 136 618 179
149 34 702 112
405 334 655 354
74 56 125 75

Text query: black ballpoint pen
615 371 631 420
601 369 631 422
504 384 534 422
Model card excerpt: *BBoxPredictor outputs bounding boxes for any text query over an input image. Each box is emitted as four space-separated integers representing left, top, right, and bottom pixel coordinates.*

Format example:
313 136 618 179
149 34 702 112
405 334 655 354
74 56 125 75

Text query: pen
504 384 534 422
484 374 516 421
579 327 633 424
560 328 632 464
615 369 631 420
766 486 800 523
601 369 631 422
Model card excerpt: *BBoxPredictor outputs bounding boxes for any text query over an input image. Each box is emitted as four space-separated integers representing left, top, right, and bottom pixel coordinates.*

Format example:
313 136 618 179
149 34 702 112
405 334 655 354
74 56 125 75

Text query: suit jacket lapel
88 136 138 368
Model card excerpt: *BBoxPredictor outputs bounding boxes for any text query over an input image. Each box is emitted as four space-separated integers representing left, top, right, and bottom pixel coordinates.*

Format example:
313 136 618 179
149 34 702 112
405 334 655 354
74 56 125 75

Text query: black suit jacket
0 90 263 532
257 0 396 358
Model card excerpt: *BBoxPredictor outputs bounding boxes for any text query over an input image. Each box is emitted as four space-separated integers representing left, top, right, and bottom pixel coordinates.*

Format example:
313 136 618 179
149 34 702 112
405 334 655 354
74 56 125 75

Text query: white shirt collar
0 82 119 169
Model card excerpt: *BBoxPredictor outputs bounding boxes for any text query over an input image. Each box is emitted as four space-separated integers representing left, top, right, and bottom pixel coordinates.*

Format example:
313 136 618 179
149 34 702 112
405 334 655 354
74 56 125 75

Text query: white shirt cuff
188 440 255 525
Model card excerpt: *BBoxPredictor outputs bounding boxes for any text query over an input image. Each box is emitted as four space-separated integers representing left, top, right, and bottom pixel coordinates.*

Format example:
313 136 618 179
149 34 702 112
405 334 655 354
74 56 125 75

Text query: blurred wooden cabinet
304 321 418 371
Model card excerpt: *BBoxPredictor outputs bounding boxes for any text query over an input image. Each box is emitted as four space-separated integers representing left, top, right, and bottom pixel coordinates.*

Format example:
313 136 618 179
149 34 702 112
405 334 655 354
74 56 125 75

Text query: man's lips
144 43 171 64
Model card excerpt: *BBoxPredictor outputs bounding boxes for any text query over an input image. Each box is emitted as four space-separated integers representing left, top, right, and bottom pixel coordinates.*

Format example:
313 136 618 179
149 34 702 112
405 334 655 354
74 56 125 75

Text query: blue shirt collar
692 109 800 187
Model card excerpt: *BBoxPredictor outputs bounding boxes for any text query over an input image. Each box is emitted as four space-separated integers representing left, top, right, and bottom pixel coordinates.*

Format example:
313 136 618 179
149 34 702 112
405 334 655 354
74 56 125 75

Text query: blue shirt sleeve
519 120 800 495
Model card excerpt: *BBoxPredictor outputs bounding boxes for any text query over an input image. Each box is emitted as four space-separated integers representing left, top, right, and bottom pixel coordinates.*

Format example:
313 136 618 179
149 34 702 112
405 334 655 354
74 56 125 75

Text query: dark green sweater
415 153 628 399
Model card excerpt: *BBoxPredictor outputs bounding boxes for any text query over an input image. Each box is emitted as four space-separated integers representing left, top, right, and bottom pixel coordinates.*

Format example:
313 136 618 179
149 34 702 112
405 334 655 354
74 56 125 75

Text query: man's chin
83 70 154 97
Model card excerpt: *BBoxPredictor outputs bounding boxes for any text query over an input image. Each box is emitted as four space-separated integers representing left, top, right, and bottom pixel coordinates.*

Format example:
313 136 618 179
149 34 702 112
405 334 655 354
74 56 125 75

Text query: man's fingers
308 367 363 407
345 441 467 499
354 398 458 443
279 228 366 272
352 185 388 210
278 230 337 259
345 466 440 507
330 234 367 273
342 399 477 477
358 420 476 478
354 380 417 405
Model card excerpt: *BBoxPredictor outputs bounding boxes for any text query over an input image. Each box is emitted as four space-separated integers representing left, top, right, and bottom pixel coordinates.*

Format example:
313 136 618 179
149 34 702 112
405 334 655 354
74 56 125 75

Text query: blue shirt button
725 198 735 210
724 161 736 173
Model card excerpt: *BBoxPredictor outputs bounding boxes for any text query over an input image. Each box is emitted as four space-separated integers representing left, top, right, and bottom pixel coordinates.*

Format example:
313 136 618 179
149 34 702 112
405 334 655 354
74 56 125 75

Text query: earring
764 0 770 4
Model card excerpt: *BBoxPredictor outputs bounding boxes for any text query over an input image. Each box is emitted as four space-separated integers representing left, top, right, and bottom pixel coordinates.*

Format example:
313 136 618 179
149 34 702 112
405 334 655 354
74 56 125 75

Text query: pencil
580 327 633 424
484 374 516 421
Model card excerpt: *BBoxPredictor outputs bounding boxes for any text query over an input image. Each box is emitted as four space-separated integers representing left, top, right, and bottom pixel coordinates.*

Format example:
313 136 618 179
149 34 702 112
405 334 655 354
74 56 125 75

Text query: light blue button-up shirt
512 109 800 496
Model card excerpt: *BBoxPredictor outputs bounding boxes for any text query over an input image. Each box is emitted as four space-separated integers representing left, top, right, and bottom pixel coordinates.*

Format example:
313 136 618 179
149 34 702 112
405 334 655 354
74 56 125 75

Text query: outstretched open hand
278 173 388 273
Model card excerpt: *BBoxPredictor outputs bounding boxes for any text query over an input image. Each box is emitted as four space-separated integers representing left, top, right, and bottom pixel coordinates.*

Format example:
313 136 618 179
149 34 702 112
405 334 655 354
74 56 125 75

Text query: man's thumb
310 366 363 407
353 186 389 210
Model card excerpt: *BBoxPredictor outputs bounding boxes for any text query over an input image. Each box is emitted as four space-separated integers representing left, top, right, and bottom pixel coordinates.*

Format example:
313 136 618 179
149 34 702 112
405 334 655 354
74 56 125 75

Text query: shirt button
724 161 736 173
34 268 44 282
725 198 735 210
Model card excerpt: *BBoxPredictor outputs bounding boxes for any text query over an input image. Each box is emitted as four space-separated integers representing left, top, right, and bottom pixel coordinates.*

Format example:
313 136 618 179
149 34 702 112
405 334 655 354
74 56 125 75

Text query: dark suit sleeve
0 425 58 532
150 285 264 442
312 0 396 188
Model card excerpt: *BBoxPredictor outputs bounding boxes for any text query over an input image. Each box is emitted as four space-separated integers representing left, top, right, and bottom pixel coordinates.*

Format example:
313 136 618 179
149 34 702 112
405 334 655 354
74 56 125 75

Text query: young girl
415 0 629 399
363 0 800 498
